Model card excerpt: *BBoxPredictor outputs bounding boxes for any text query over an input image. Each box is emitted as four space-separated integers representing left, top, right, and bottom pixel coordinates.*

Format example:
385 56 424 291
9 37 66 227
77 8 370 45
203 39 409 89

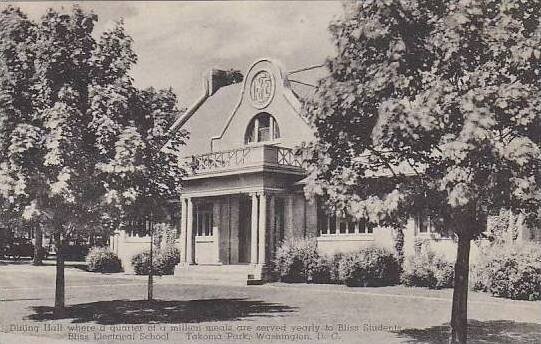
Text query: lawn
1 262 540 344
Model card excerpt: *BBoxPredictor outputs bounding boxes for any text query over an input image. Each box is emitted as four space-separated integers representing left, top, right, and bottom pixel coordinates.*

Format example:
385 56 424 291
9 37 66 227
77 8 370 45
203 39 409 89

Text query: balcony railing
183 145 308 176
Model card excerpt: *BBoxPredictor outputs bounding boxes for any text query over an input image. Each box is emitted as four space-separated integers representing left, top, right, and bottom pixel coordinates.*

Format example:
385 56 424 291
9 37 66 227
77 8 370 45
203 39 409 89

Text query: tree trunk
449 235 471 344
54 232 65 316
394 226 405 269
33 225 43 266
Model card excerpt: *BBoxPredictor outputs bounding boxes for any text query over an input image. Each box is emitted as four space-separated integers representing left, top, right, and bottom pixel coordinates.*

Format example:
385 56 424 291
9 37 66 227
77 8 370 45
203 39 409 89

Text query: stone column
180 198 188 263
213 201 221 264
186 198 195 265
268 195 276 262
286 195 294 239
258 192 267 265
250 193 259 264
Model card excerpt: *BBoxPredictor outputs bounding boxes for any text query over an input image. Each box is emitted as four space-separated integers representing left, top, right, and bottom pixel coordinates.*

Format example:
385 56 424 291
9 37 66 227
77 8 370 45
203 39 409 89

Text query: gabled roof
181 83 242 156
179 59 328 157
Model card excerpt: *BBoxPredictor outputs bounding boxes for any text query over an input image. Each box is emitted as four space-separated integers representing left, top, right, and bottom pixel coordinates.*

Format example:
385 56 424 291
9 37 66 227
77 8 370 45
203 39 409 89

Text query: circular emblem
249 70 275 109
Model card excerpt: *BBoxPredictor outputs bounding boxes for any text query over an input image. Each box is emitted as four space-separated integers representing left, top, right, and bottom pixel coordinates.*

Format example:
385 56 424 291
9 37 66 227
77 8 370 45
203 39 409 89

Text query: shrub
154 223 178 248
274 237 320 283
311 255 332 284
155 246 181 275
131 246 181 276
131 251 152 275
86 247 122 273
338 247 401 287
401 250 454 289
472 243 541 301
312 253 344 284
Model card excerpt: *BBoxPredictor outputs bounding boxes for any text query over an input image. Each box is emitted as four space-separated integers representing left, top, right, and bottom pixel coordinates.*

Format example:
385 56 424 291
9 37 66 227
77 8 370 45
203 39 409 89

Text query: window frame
245 112 280 144
195 203 214 237
318 213 375 237
125 217 154 238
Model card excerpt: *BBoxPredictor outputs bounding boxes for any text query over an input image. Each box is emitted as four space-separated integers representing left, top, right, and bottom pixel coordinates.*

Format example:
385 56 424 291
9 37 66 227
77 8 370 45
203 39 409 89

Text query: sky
10 1 343 107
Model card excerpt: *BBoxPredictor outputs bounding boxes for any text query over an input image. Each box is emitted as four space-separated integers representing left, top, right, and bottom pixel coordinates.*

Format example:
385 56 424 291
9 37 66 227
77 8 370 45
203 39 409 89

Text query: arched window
245 113 280 144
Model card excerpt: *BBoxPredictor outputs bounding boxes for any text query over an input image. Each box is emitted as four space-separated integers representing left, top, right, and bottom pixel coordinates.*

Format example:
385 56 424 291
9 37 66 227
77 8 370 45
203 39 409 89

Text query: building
111 58 539 282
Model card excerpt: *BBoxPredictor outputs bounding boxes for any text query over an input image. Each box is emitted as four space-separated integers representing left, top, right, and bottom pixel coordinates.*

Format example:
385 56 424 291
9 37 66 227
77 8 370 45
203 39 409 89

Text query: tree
0 6 186 314
0 6 46 264
306 1 541 343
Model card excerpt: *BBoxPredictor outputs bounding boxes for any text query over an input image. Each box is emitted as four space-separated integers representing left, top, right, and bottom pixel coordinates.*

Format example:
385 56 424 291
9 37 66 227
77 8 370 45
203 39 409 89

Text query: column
250 193 259 264
286 195 294 239
268 195 276 262
214 201 221 264
258 192 267 265
186 198 195 265
180 198 188 263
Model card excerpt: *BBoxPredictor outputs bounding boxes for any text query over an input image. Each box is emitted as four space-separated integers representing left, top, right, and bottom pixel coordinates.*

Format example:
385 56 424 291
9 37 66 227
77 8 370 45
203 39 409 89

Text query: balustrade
182 145 307 176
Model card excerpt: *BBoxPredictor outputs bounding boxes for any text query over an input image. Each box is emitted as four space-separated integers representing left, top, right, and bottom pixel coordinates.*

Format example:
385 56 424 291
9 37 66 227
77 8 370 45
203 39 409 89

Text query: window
318 213 375 236
125 217 154 237
416 214 432 234
195 203 213 237
245 112 280 144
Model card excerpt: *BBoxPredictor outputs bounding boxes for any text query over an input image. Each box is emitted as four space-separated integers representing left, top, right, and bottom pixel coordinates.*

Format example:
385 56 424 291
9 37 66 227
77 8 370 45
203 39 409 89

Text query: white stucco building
111 58 539 283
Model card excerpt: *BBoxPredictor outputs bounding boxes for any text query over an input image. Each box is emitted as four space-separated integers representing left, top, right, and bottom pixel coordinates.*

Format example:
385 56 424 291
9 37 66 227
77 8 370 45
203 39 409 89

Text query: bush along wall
338 247 401 287
472 243 541 301
86 247 123 273
273 237 320 283
131 246 180 276
274 238 400 287
400 250 454 289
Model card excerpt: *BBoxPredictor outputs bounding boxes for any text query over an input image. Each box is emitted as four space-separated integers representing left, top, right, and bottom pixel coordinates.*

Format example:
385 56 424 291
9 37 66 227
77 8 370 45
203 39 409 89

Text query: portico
174 146 306 282
178 191 280 276
170 59 318 283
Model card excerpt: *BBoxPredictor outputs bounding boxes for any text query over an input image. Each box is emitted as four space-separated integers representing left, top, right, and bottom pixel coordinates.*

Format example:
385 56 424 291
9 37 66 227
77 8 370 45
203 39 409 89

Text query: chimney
209 68 244 95
167 68 243 135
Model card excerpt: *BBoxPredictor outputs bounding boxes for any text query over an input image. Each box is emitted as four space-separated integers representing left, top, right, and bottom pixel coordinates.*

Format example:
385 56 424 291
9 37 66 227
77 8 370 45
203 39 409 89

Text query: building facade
111 58 538 283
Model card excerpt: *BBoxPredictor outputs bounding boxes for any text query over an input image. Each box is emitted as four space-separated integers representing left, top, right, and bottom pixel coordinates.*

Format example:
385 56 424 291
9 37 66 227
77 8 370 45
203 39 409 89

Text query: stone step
182 264 252 272
174 264 264 285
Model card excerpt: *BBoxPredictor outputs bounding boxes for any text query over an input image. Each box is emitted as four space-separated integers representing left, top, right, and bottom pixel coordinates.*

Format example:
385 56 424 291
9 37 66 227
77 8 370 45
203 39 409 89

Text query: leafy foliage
305 2 541 339
131 246 180 276
401 250 454 289
311 252 344 284
337 247 401 287
273 237 320 283
131 223 180 276
472 243 541 301
305 0 541 239
85 246 122 273
0 5 186 310
0 5 186 242
485 209 523 243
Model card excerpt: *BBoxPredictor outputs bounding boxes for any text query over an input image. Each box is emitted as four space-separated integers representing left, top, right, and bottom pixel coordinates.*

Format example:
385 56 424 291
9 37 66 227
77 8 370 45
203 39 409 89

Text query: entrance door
238 196 252 263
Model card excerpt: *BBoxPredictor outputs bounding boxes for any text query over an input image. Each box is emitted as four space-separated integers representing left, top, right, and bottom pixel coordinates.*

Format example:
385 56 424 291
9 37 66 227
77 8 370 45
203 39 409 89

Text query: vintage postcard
1 1 540 344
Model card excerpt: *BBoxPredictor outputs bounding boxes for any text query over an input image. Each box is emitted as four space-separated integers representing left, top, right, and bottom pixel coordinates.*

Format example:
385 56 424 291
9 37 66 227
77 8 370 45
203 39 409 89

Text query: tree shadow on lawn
26 298 296 324
394 319 541 344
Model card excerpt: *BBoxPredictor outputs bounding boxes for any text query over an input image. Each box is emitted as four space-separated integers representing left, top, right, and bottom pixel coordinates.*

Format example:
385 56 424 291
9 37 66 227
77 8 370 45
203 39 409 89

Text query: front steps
174 264 266 285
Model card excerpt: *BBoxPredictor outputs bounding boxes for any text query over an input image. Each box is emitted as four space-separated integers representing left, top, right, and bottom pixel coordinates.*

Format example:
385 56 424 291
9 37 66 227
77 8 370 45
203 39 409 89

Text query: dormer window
245 113 280 144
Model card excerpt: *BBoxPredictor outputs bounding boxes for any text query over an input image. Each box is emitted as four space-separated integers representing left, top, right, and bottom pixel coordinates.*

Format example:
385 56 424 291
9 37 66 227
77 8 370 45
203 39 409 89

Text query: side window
126 217 153 237
317 203 375 236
